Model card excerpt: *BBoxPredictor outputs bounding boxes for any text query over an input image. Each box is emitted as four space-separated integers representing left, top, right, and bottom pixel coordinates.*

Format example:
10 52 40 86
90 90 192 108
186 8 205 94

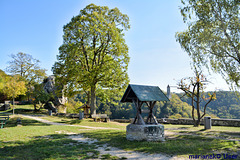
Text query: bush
169 114 182 119
65 99 83 114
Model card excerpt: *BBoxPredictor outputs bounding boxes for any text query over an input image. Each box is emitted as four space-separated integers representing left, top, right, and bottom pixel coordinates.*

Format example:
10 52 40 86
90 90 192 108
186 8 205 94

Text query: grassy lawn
41 115 128 130
164 124 240 142
39 116 240 157
164 124 240 132
0 104 47 115
80 128 240 156
0 116 102 160
0 110 239 159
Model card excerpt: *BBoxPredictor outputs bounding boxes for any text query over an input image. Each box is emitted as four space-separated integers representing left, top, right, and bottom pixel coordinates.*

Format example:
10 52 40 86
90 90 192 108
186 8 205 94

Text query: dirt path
20 114 184 160
69 134 181 160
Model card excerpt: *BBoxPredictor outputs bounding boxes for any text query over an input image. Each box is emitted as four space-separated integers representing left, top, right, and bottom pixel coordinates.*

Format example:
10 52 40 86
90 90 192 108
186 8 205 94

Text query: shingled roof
120 84 169 103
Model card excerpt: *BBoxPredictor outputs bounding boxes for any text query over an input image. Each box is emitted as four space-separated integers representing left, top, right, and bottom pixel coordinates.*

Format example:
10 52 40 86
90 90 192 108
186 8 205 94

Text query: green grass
164 124 240 141
14 104 35 109
39 116 240 156
79 129 240 156
41 115 128 129
0 104 47 115
0 116 102 160
164 124 240 132
1 113 240 159
0 135 99 160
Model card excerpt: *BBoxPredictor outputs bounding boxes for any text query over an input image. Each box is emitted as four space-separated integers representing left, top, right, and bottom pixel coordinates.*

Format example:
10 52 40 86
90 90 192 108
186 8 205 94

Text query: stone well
126 124 165 141
121 84 169 142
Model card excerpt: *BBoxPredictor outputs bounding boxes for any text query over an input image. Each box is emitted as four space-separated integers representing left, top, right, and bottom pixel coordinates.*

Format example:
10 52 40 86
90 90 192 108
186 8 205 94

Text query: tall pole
167 85 171 99
13 97 15 115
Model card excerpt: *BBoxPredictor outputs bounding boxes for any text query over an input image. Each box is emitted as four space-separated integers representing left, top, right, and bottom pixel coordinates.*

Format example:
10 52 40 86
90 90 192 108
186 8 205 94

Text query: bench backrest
92 114 108 118
0 115 9 120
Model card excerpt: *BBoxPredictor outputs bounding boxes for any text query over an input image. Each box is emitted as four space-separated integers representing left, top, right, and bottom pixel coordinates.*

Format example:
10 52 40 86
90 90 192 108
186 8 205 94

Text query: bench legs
93 118 109 122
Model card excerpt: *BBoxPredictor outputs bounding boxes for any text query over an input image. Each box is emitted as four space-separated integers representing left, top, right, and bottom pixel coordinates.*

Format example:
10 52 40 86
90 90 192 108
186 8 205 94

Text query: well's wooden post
146 101 158 124
133 99 145 125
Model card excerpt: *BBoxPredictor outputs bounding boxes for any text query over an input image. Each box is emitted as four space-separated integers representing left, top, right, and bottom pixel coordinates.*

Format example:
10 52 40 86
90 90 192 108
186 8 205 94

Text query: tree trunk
191 94 196 126
90 85 96 116
196 82 201 127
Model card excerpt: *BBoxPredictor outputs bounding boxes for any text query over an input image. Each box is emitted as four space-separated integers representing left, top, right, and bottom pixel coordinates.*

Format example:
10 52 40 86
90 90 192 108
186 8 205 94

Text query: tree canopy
176 0 240 89
52 4 130 115
2 75 27 114
6 52 47 84
6 52 47 101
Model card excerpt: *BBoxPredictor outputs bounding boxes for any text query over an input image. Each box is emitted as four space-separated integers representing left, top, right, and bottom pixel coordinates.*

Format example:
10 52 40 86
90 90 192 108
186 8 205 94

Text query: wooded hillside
75 93 195 119
177 91 240 119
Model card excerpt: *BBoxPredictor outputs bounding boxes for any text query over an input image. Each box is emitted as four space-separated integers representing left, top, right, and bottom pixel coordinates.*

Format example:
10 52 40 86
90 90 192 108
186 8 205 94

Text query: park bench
0 115 10 128
92 114 109 122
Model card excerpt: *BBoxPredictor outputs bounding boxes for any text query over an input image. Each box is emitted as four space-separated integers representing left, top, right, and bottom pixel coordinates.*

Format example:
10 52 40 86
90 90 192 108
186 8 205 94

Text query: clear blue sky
0 0 229 92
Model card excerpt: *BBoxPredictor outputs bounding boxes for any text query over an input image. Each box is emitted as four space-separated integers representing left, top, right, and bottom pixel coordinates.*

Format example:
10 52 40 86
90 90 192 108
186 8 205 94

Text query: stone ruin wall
43 76 67 112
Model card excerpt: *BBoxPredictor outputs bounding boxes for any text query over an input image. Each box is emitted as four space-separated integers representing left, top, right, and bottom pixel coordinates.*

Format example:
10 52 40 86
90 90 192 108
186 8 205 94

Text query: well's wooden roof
120 84 169 102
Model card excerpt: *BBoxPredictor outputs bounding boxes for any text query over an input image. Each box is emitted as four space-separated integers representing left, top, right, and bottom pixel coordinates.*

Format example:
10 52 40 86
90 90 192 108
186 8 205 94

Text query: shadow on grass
0 108 47 115
53 118 91 125
5 117 50 128
15 108 48 115
0 134 99 160
68 119 84 124
82 130 239 156
47 118 84 125
217 131 240 136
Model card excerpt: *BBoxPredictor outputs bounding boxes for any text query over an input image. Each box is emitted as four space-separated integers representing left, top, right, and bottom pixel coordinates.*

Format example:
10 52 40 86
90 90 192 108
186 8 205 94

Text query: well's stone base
126 124 164 141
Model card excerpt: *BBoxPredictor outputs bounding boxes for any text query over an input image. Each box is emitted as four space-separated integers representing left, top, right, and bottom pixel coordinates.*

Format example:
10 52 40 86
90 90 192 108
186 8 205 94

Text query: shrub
65 99 83 114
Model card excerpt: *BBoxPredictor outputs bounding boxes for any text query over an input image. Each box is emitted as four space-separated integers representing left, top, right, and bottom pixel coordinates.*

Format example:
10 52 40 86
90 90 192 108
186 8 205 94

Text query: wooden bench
0 115 9 128
92 114 109 122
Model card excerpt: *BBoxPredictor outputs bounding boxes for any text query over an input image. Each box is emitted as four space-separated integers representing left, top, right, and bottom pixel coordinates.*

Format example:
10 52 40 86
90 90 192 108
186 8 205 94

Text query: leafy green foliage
6 52 47 101
76 93 193 119
176 0 240 88
179 91 240 119
0 70 9 102
2 75 27 104
65 98 83 114
6 52 47 84
159 94 192 119
32 83 54 111
1 75 27 114
52 4 130 115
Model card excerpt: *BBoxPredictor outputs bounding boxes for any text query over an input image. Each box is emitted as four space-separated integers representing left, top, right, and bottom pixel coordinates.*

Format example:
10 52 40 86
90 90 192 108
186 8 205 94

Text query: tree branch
200 93 215 120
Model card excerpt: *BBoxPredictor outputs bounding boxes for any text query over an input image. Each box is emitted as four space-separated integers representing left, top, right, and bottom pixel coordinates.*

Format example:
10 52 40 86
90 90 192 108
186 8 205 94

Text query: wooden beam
146 101 158 124
132 99 145 125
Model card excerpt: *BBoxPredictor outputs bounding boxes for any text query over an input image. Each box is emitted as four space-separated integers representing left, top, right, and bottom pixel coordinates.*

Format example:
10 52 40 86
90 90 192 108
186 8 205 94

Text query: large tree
6 52 47 100
176 0 240 89
52 4 130 115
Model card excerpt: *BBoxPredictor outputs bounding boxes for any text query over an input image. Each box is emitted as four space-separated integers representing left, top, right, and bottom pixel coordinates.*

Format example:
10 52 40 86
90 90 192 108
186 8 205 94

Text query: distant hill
76 92 196 119
177 91 240 119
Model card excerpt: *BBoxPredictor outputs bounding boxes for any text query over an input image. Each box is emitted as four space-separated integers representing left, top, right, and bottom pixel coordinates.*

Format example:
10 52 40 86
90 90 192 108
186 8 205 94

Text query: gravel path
21 114 184 160
69 134 177 160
